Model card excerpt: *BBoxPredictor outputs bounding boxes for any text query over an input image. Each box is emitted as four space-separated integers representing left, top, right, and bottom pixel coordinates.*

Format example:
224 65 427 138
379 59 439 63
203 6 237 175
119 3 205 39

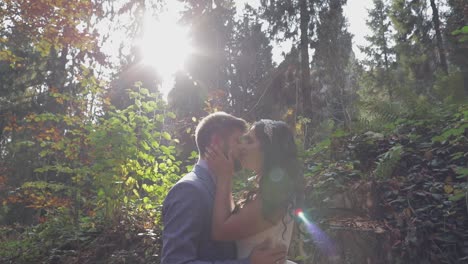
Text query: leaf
444 184 454 194
140 88 149 95
455 167 468 179
125 176 136 186
450 152 464 161
332 129 348 138
448 192 466 202
403 207 412 218
162 132 171 141
140 141 150 151
186 165 194 172
167 112 176 119
460 25 468 34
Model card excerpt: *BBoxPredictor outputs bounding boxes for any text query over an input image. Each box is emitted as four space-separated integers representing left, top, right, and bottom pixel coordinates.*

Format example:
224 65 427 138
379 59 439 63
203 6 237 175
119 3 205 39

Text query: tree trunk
299 0 311 117
381 8 393 100
430 0 448 74
299 0 314 147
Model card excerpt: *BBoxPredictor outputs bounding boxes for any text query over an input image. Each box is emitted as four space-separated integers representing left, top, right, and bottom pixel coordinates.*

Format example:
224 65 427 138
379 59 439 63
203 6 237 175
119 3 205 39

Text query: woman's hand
208 143 236 241
205 144 234 181
208 143 281 241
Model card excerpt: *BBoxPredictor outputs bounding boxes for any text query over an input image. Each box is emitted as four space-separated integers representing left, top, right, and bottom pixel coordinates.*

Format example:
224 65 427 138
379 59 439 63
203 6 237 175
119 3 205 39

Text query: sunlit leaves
5 82 181 225
162 132 171 141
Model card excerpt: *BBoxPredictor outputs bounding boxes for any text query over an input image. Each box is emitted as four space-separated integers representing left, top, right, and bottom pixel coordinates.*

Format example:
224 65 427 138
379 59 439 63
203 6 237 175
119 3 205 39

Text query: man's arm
161 182 250 264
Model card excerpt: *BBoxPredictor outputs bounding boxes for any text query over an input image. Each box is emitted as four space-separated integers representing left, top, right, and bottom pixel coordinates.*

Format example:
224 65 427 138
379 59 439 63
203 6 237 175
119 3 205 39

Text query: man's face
223 128 244 160
225 128 245 172
209 128 244 171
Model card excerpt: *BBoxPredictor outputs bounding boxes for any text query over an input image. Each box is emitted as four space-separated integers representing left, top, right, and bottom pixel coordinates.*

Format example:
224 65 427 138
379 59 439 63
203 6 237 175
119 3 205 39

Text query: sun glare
138 11 192 98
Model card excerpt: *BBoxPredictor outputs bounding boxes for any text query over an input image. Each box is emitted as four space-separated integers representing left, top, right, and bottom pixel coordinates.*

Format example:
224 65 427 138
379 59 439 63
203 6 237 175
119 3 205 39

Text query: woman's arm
206 145 281 241
213 184 275 241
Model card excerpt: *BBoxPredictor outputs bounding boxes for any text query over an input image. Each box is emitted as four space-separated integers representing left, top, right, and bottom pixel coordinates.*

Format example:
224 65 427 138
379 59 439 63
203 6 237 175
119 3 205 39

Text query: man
161 112 287 264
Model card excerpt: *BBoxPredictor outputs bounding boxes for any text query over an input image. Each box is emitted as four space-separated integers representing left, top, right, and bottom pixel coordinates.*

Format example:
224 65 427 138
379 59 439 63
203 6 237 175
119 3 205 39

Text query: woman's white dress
236 215 297 264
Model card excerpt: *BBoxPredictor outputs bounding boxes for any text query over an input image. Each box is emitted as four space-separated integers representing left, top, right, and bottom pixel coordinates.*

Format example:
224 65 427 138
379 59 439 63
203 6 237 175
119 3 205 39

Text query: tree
178 0 236 107
429 0 448 74
259 0 317 119
228 5 274 118
106 0 164 109
313 0 354 126
444 0 468 72
390 0 435 94
360 0 395 99
0 0 106 185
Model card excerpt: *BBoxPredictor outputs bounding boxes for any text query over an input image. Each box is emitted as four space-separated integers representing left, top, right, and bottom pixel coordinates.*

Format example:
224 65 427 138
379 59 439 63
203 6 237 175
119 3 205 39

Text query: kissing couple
161 112 303 264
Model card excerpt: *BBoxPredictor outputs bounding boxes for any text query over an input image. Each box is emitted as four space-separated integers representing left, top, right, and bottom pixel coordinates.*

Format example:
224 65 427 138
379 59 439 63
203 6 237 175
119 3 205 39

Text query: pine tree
429 0 448 74
390 0 435 94
313 0 354 125
259 0 317 119
360 0 395 99
229 5 274 117
180 0 237 104
445 0 468 71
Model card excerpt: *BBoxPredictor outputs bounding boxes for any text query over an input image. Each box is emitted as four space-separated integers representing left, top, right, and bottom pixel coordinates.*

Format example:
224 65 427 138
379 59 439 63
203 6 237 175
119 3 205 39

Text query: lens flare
295 208 337 257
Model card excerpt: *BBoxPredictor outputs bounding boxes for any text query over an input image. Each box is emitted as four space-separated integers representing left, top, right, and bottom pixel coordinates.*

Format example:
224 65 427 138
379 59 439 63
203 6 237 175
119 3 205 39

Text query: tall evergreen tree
108 0 164 109
172 1 274 117
313 0 353 125
390 0 435 94
259 0 317 119
179 0 236 105
429 0 448 74
445 0 468 72
360 0 395 99
228 5 274 117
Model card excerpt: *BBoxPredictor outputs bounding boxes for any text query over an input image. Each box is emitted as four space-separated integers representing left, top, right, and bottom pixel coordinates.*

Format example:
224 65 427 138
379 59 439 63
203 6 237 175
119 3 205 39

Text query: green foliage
451 25 468 43
354 100 405 133
86 86 180 222
373 145 403 179
1 0 467 262
0 210 94 263
433 71 466 104
354 81 462 135
313 0 355 125
184 151 199 173
305 138 331 159
302 123 349 161
431 104 468 144
0 226 43 262
361 0 394 67
454 167 468 180
388 0 439 96
8 85 181 227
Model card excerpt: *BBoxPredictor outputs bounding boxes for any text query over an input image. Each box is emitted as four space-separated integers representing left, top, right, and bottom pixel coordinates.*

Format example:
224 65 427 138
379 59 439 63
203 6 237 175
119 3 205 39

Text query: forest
0 0 467 263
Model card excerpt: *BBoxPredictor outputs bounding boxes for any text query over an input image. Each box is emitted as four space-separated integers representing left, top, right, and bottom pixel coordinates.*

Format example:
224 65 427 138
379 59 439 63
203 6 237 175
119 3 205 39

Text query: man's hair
195 112 247 156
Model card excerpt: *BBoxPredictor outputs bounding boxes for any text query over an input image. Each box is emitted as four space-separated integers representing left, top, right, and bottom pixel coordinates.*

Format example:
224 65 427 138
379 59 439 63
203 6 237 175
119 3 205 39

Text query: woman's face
240 127 263 175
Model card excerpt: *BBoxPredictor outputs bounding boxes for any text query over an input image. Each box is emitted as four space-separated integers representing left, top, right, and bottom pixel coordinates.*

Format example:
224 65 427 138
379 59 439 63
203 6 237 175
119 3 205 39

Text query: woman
206 119 303 264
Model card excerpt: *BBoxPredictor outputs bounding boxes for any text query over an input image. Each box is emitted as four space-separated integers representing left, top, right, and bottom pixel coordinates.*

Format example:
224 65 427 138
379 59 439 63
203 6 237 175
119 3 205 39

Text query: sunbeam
295 208 337 257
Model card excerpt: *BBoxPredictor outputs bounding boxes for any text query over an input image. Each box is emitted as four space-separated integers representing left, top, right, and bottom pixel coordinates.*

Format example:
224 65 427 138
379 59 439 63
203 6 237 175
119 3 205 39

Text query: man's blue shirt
161 163 250 264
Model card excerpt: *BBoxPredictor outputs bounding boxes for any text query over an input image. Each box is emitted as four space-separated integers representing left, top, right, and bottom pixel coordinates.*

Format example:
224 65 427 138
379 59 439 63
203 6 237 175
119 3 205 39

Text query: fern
373 145 403 179
354 100 407 132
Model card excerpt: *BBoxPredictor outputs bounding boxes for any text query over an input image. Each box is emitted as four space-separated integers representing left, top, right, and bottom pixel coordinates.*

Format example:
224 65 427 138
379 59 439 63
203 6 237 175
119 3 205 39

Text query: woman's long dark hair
236 120 304 225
